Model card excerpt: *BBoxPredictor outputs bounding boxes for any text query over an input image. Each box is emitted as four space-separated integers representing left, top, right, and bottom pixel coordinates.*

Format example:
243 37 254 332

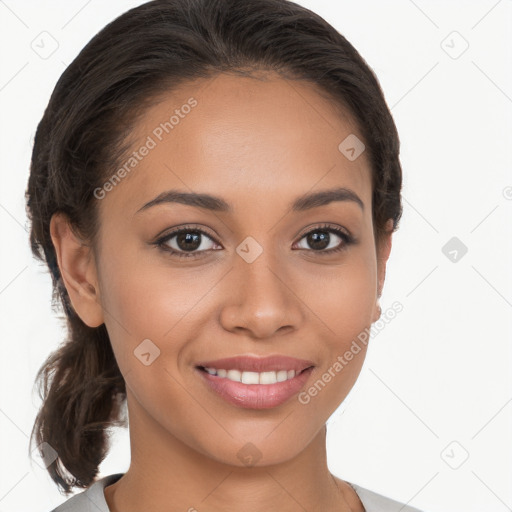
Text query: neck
104 390 358 512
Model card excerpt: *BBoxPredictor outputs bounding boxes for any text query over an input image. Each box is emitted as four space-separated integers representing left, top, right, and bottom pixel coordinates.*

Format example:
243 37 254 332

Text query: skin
50 72 393 512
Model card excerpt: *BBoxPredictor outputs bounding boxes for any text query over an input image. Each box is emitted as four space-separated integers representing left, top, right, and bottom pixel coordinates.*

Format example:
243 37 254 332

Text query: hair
26 0 402 495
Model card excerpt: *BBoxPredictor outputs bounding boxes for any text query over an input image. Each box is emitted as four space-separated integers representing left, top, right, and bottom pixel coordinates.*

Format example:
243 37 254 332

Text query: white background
0 1 511 511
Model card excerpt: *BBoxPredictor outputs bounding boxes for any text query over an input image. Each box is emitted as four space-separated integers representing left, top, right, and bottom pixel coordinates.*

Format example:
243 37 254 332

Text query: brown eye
294 224 354 255
156 226 220 258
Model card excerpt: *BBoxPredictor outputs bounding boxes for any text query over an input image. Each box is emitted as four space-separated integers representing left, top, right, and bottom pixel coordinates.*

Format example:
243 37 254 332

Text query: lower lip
196 367 314 409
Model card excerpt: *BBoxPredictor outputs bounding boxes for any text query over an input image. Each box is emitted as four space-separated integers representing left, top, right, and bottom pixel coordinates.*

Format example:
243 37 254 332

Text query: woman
26 0 422 510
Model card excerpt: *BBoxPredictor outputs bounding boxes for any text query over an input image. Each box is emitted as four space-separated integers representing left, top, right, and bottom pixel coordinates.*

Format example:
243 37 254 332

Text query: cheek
96 253 205 421
298 250 376 403
96 242 224 370
295 286 373 420
98 235 199 331
304 254 377 339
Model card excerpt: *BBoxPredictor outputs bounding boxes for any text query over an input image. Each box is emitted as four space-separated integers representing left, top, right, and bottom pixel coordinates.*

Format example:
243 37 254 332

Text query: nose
218 250 304 339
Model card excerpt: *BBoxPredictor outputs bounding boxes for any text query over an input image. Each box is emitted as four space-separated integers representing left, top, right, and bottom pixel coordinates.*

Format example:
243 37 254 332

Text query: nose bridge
219 236 302 337
237 238 289 308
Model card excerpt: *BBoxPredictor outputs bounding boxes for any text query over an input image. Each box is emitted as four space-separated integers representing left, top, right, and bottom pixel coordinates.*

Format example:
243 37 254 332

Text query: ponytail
29 320 126 494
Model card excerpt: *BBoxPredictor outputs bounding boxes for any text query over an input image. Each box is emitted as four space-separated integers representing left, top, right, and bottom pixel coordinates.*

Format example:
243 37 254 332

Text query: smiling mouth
196 365 313 385
196 364 316 409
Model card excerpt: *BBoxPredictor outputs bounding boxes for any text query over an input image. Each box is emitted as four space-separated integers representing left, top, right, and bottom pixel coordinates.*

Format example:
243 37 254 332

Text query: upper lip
196 355 315 373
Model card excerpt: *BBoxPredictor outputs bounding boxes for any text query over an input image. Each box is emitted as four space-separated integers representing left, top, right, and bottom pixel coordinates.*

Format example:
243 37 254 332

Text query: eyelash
153 223 355 259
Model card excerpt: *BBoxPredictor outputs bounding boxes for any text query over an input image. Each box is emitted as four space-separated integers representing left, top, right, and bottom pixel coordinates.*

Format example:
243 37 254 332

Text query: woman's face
75 72 391 466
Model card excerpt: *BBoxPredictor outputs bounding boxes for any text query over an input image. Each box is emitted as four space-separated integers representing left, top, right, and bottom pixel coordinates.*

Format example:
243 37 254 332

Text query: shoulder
346 480 425 512
48 473 124 512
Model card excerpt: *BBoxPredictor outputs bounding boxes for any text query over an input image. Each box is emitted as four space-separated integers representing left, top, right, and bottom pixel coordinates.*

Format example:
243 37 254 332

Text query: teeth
276 370 288 382
203 367 298 384
260 371 277 384
227 369 242 382
241 371 259 384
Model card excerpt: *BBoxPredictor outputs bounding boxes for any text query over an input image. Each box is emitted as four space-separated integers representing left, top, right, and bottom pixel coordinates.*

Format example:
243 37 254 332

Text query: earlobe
49 212 104 327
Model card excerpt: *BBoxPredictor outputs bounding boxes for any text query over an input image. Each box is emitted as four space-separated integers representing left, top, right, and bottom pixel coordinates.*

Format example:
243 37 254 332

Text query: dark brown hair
26 0 402 495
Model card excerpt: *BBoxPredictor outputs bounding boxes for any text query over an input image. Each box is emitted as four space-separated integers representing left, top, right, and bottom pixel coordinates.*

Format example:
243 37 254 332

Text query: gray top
50 473 424 512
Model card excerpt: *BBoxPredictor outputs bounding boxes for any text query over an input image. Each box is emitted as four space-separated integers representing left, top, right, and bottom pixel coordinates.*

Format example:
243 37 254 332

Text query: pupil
309 231 329 250
178 232 201 251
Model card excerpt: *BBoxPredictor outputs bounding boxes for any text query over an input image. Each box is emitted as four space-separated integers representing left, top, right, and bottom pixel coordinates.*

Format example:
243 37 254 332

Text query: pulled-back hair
26 0 402 495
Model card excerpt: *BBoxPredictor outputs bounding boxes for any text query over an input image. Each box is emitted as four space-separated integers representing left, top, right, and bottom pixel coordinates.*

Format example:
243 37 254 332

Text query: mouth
196 365 312 384
194 355 315 409
195 354 314 374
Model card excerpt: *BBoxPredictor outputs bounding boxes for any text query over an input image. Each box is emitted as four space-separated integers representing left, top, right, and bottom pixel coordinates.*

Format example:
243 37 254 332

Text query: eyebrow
135 186 364 214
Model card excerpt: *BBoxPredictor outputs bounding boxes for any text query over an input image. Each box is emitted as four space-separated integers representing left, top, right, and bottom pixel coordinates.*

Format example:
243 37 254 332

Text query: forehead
99 72 372 217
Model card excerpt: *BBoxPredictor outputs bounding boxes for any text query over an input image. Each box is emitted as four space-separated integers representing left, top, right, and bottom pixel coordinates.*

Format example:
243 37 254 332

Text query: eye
293 224 355 255
155 225 221 259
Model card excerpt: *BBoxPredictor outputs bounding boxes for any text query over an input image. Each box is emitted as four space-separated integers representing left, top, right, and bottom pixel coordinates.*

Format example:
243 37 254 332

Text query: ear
372 219 394 323
49 212 104 327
